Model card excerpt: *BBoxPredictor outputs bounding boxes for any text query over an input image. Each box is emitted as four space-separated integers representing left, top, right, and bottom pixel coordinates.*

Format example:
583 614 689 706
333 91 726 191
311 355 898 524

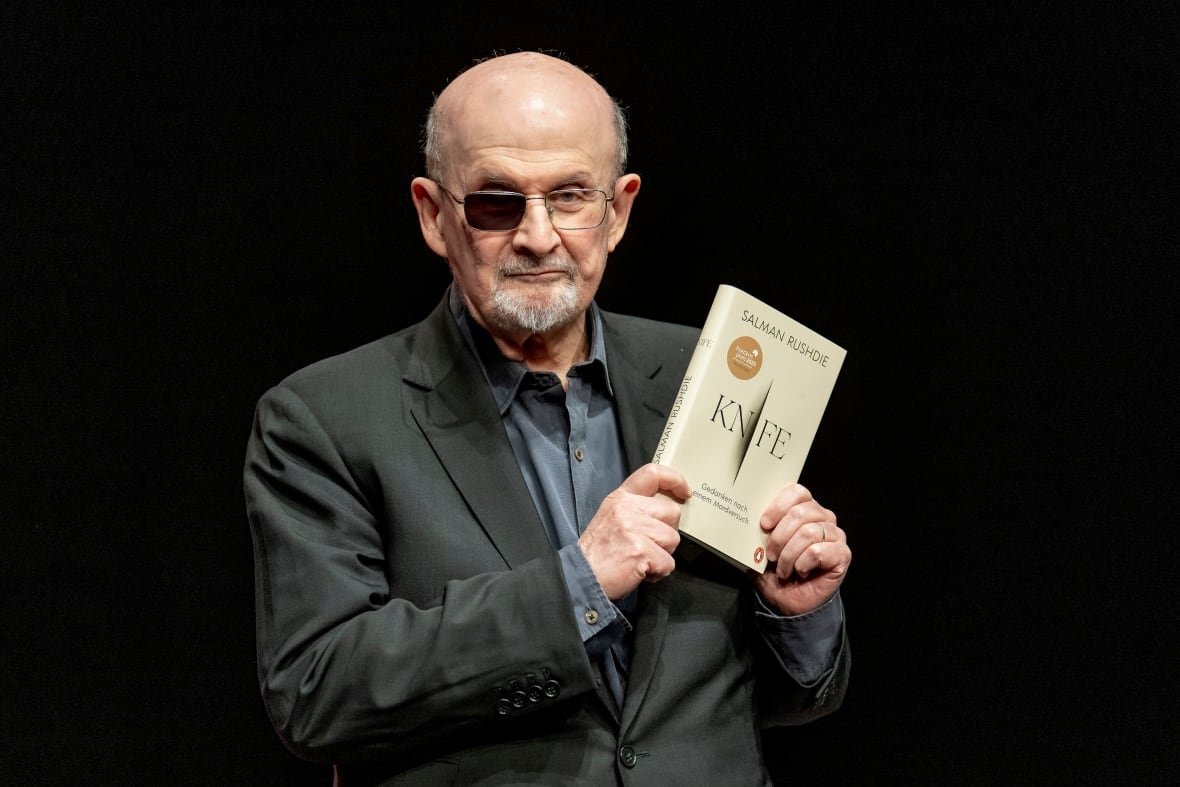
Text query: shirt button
574 447 585 461
619 745 638 768
584 608 599 625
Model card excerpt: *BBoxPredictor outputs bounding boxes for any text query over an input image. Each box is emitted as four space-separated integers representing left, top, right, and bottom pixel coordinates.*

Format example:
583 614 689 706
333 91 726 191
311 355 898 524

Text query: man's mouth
507 269 565 277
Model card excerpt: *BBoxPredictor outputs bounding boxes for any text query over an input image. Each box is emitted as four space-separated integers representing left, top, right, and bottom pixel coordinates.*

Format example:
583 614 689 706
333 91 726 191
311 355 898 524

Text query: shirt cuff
754 592 844 687
558 544 631 658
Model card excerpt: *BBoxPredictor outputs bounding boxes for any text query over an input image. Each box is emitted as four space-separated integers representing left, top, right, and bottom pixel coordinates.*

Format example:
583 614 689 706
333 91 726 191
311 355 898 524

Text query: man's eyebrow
550 171 597 187
466 170 600 191
467 171 515 190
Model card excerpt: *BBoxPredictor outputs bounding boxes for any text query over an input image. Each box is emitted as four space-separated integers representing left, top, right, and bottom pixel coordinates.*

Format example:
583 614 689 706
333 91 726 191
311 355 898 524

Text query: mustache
497 255 578 279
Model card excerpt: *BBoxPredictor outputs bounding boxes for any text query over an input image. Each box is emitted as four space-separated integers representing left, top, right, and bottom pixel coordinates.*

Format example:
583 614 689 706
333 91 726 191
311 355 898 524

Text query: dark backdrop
5 2 1177 784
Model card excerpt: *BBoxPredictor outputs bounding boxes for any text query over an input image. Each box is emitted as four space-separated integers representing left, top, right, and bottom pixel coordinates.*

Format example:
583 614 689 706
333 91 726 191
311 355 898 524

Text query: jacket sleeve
754 608 850 727
244 384 598 765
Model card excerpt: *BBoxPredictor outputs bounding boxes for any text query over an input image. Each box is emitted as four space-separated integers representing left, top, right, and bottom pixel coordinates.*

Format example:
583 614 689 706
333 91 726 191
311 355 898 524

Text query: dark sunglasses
437 185 613 231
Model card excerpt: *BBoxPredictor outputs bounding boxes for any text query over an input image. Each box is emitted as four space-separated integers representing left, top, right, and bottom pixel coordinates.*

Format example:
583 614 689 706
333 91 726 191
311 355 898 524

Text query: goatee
489 255 581 334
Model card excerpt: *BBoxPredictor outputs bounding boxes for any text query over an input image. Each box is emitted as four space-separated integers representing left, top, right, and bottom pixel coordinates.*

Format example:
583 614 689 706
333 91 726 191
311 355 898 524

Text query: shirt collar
448 285 614 415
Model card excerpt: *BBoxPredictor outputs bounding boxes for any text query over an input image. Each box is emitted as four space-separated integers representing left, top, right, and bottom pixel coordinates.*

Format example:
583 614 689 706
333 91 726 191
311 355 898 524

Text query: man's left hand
752 484 851 616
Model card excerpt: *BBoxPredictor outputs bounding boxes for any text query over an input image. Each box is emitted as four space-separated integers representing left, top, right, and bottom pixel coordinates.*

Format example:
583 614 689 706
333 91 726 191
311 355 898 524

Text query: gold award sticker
726 336 763 380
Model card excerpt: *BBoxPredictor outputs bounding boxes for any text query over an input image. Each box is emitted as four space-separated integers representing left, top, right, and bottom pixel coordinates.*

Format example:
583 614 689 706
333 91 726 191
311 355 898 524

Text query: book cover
652 284 846 572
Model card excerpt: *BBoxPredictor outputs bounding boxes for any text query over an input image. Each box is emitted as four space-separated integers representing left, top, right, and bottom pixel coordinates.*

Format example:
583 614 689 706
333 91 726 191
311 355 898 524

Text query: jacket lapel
405 297 552 569
600 315 677 473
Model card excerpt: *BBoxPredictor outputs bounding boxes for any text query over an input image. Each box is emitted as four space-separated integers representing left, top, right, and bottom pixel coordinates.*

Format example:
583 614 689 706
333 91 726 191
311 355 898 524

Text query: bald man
246 52 850 785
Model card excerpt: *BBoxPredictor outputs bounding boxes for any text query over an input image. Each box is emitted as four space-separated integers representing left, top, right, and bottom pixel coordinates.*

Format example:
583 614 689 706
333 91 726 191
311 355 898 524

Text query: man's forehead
449 143 613 191
435 54 616 173
463 162 601 190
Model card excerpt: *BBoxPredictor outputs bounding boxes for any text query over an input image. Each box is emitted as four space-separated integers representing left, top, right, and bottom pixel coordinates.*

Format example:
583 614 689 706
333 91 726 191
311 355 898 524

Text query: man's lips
504 269 568 278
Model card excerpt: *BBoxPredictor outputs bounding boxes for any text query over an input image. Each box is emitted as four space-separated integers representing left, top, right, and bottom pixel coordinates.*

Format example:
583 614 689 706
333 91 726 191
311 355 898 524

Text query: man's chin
492 287 581 335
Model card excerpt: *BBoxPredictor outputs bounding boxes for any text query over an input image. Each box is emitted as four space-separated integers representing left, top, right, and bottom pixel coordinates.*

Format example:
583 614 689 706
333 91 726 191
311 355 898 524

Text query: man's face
412 57 639 341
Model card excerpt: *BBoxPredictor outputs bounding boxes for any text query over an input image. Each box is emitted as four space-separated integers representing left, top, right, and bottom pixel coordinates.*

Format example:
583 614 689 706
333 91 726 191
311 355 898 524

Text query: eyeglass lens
463 193 526 231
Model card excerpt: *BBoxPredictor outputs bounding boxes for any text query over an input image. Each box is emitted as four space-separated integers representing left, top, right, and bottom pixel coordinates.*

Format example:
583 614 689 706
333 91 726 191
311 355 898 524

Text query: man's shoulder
263 306 450 420
278 325 415 391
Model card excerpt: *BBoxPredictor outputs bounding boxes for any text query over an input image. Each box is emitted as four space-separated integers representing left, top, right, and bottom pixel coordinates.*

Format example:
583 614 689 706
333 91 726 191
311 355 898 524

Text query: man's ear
605 174 641 253
411 177 450 258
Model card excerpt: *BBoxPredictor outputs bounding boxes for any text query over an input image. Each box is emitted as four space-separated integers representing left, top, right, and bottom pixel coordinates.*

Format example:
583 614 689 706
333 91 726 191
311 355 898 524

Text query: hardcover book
652 284 846 572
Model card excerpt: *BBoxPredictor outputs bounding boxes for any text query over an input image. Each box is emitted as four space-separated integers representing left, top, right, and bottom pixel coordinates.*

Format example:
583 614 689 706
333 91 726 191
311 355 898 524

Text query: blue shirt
450 291 842 706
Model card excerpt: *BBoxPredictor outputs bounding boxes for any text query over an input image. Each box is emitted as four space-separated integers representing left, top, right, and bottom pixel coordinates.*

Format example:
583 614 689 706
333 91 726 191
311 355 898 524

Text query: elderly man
246 52 850 785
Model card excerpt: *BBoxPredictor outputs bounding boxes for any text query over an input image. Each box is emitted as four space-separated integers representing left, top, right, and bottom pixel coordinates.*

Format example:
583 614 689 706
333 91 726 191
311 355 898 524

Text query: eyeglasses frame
434 182 616 232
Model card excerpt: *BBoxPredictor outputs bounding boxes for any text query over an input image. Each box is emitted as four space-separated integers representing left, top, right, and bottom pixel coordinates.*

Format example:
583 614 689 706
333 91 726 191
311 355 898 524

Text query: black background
4 2 1177 783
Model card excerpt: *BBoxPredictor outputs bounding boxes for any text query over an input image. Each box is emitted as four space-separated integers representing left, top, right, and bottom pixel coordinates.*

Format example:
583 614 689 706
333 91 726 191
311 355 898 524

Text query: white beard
488 256 581 334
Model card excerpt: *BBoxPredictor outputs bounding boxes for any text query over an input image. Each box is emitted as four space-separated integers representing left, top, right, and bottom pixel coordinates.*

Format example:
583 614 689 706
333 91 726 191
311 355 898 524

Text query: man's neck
486 316 590 388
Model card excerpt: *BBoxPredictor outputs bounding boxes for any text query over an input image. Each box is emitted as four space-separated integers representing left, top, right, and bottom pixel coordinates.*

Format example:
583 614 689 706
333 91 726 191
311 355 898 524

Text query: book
652 284 846 572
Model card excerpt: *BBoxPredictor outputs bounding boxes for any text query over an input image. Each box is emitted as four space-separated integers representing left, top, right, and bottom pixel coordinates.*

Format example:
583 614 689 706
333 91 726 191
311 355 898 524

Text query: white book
653 285 847 572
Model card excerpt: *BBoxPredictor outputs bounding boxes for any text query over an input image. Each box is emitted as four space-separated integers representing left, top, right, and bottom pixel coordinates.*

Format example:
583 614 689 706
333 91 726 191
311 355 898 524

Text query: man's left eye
550 190 584 205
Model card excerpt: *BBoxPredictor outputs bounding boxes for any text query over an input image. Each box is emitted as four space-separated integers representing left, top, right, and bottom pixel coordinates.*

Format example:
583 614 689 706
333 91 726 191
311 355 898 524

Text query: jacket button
495 698 511 716
527 685 543 703
543 680 560 699
619 745 637 768
511 690 528 708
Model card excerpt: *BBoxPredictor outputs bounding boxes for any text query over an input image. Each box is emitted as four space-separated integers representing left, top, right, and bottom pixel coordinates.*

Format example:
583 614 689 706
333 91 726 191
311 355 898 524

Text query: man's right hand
577 464 691 600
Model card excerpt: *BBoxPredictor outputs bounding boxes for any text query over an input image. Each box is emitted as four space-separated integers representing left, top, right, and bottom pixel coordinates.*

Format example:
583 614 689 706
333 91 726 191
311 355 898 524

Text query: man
245 52 850 785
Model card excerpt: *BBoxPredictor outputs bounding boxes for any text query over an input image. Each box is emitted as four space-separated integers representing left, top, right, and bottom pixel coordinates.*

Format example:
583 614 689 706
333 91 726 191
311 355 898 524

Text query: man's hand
752 484 851 616
578 464 691 600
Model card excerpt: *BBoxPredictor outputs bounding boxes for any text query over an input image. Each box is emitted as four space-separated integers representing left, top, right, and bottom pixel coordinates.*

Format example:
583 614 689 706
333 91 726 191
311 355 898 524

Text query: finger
764 502 835 559
767 499 832 537
774 521 835 580
633 514 682 553
792 541 851 581
758 483 814 531
823 521 846 545
622 463 691 501
640 549 677 583
585 494 682 550
631 491 686 529
600 487 684 531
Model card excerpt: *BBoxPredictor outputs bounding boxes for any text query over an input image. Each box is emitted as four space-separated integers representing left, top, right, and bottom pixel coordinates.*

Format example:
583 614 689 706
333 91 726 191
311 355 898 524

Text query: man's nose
511 198 561 256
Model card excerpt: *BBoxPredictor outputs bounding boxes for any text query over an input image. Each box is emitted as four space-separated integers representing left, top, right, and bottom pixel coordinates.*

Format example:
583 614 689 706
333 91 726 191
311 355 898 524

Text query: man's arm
245 385 598 764
752 591 849 725
751 482 852 724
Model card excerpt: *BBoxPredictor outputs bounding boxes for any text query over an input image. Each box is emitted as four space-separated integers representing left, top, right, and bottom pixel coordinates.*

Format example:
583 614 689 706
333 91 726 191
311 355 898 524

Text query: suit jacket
245 293 849 786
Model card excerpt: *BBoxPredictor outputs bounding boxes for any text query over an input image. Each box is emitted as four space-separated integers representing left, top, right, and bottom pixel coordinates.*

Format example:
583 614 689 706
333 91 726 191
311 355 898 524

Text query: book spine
652 285 737 465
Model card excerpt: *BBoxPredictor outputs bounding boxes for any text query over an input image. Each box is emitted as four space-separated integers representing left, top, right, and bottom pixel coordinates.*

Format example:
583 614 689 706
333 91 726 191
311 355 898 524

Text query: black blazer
245 293 848 785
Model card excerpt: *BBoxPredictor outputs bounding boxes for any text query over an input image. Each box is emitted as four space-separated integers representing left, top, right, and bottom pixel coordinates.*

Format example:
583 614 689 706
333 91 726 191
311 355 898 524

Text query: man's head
410 52 641 343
